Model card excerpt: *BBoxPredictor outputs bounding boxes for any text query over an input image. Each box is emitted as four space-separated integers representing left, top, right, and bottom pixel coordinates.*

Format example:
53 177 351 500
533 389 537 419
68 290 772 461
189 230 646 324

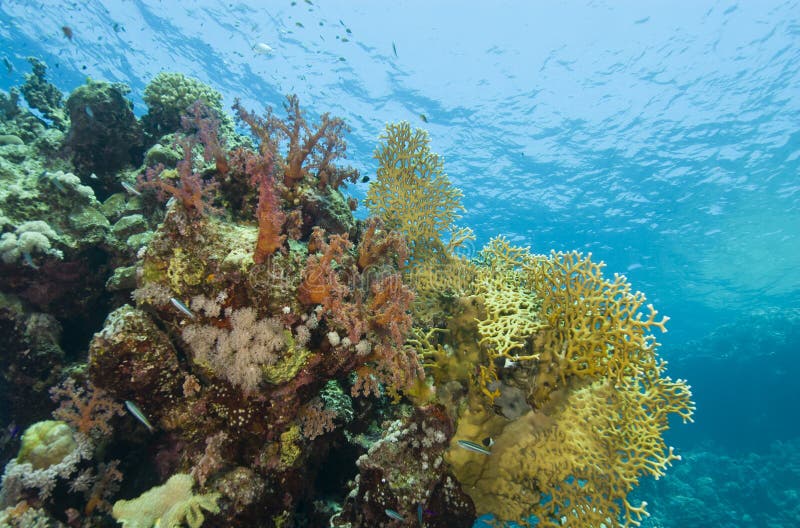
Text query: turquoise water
1 1 798 526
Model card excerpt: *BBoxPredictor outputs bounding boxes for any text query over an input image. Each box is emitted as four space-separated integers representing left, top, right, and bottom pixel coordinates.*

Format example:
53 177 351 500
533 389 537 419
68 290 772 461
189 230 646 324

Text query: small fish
121 181 141 196
2 56 12 74
346 28 352 34
295 22 304 28
392 41 397 57
50 177 66 193
253 42 273 55
22 252 39 270
0 422 20 449
385 509 404 521
170 297 196 319
125 400 155 432
89 173 98 180
419 114 428 123
84 105 94 118
62 26 73 41
482 437 495 448
417 503 423 524
361 175 370 183
457 439 491 455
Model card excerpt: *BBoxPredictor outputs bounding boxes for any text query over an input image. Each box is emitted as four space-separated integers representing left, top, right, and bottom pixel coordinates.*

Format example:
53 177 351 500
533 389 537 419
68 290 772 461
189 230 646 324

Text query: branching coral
244 147 286 263
366 121 465 267
234 95 353 190
440 238 694 526
448 368 693 527
530 249 670 408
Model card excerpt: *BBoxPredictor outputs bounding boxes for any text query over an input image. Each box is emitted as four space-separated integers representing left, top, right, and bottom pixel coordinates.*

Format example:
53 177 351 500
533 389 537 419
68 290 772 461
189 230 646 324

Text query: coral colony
0 59 693 527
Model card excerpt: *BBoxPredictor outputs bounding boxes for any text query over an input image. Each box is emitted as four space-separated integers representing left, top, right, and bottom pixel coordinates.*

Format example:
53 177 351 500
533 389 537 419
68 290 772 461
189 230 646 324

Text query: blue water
2 1 799 526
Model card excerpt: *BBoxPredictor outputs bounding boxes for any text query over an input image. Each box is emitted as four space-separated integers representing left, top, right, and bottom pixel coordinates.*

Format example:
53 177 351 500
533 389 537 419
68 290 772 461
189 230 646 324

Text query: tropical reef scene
0 1 797 527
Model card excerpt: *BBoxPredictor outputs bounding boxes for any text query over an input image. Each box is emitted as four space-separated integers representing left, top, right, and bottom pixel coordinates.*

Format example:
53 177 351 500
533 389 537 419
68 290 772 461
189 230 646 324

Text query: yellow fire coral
365 121 464 267
448 365 693 527
530 249 670 408
442 239 694 526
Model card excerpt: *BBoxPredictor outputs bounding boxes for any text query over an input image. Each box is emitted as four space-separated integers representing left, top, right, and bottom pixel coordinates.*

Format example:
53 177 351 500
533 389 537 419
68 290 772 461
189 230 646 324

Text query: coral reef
0 60 693 528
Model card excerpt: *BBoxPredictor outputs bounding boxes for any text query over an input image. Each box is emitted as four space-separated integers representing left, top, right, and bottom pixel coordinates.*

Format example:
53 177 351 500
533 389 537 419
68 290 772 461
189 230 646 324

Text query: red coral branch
182 100 229 178
234 95 350 189
245 148 286 263
298 227 351 306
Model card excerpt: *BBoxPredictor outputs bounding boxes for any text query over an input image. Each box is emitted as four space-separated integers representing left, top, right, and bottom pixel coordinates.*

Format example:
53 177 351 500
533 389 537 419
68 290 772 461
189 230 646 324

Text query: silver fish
121 181 141 196
456 439 491 455
385 508 404 521
170 297 196 319
253 42 273 55
125 400 155 432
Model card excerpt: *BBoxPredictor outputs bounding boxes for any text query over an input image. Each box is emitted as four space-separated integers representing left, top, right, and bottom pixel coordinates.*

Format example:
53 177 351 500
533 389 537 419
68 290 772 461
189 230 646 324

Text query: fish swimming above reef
253 42 273 55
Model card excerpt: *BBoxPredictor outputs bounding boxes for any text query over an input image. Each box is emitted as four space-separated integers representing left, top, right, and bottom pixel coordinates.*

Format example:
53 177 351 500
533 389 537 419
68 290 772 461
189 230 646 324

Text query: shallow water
1 1 798 526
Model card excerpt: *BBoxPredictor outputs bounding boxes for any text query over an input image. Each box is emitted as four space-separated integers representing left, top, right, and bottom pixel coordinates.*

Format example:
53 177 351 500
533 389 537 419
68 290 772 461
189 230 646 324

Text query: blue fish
385 508 404 521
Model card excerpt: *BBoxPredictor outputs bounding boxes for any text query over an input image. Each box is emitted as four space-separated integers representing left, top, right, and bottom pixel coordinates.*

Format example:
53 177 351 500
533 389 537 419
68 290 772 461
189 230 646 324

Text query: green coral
65 78 144 181
20 58 67 130
141 72 224 139
112 473 220 528
16 420 77 470
279 424 302 467
262 331 311 385
167 247 207 294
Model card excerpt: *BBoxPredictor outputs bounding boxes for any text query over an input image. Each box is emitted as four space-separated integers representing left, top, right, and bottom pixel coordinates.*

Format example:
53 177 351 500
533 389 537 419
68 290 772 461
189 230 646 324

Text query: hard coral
448 370 693 527
20 58 66 130
141 72 224 140
65 78 144 185
366 121 465 268
440 238 694 526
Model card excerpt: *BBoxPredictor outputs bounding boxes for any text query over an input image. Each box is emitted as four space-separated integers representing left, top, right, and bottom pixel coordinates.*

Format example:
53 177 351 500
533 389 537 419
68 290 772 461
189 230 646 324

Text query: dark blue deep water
1 1 799 526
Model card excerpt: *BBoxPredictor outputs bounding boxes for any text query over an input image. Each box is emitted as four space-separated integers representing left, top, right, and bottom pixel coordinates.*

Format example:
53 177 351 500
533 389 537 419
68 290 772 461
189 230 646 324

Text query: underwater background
0 0 798 527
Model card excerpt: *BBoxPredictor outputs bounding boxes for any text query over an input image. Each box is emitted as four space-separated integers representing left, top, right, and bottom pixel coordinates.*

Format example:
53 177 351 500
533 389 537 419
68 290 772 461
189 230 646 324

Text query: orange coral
246 148 286 263
297 227 352 306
